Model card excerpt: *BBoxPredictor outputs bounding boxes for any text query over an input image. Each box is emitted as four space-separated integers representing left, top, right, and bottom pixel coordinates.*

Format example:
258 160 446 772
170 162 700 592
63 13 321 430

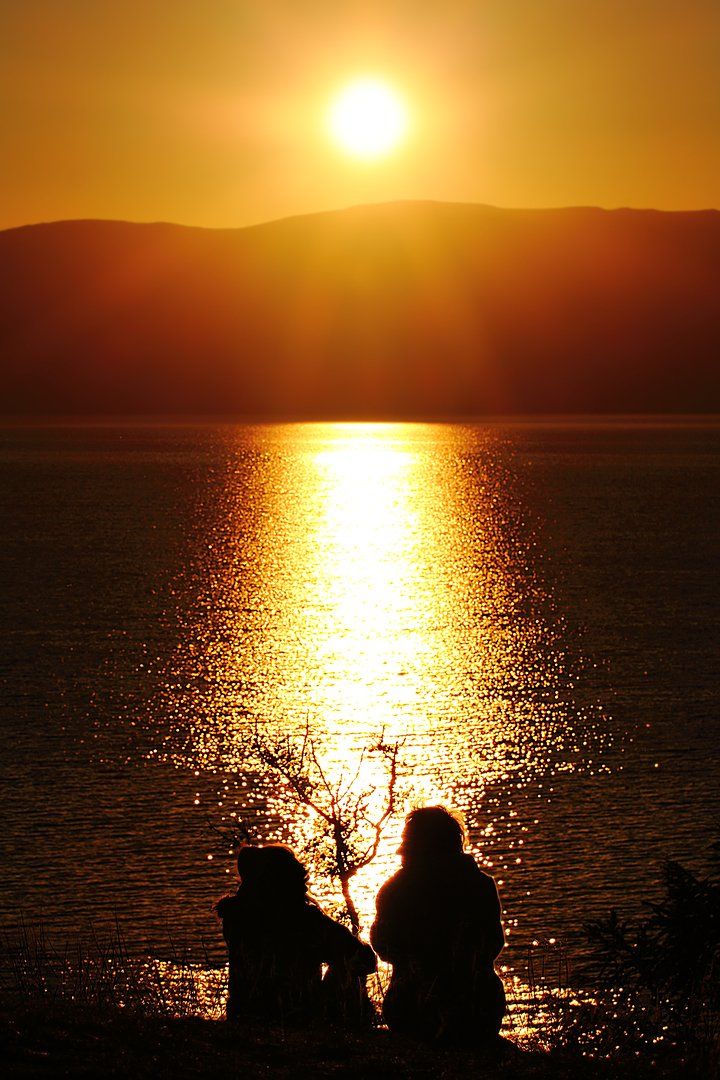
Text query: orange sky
1 0 718 230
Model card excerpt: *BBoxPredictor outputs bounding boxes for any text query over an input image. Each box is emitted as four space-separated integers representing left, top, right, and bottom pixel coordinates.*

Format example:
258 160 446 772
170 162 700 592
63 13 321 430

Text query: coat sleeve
370 878 407 963
216 894 242 947
478 875 505 962
313 909 377 974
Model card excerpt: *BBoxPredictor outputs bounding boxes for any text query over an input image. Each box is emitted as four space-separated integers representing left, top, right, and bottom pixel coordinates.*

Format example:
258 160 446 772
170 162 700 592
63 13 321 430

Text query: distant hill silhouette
1 201 719 417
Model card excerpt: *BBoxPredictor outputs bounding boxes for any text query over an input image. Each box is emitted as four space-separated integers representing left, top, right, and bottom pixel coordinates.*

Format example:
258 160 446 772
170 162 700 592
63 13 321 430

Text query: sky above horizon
1 0 719 230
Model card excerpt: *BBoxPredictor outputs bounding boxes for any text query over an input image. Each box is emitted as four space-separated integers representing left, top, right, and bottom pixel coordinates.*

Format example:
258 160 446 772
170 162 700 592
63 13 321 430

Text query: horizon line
3 197 720 236
1 412 719 429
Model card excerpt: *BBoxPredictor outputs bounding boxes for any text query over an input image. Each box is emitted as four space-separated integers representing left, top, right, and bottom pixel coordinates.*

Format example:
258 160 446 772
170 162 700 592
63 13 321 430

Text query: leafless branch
247 719 405 933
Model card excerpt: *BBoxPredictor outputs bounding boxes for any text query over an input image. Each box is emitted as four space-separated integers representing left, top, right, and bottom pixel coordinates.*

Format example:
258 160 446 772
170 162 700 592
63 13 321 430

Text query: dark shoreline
0 1005 619 1080
5 1001 714 1080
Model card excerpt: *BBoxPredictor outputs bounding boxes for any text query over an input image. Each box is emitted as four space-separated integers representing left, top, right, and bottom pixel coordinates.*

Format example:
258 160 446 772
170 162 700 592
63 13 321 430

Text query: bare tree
246 720 403 935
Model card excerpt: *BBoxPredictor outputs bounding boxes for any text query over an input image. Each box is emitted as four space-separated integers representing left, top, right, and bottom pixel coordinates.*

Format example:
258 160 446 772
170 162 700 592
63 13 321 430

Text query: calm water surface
1 420 718 982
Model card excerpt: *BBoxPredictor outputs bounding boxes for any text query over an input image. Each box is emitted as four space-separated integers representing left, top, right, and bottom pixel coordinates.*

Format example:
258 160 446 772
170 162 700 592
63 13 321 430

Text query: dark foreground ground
2 1006 712 1080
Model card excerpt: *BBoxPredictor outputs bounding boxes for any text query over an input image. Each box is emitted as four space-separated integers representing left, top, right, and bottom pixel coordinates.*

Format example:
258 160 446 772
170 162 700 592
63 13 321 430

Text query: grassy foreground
4 916 716 1078
5 991 718 1080
2 1004 611 1080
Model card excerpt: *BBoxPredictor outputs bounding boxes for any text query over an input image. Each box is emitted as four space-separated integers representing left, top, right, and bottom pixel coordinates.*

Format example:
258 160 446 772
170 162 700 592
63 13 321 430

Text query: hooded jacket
218 890 376 1022
371 852 505 1041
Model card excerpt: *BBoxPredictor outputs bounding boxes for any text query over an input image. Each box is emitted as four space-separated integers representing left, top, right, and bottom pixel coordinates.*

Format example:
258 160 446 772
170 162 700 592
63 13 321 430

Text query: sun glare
328 78 408 159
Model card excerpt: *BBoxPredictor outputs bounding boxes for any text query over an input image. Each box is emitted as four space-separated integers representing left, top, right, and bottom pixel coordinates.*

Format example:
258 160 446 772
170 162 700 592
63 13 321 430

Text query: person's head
236 843 309 903
399 806 467 865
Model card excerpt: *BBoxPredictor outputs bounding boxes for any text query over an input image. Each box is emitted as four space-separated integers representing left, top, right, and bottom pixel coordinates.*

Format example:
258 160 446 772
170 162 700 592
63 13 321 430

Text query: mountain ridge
1 201 719 417
4 198 719 238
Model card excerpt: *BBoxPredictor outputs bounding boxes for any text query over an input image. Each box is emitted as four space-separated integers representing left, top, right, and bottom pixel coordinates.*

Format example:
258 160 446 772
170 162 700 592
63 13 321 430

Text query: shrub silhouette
584 838 720 1048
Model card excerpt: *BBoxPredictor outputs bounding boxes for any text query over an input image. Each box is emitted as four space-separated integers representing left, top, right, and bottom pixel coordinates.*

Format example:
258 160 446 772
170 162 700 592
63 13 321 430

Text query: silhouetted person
371 807 506 1045
217 844 376 1025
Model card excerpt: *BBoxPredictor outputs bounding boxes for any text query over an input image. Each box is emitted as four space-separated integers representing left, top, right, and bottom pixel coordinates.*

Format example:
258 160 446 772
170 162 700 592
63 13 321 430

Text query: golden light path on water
156 423 610 939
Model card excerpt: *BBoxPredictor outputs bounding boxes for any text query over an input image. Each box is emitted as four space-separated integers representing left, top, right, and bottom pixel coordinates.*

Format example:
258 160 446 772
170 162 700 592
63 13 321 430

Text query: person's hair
235 843 309 903
400 806 466 862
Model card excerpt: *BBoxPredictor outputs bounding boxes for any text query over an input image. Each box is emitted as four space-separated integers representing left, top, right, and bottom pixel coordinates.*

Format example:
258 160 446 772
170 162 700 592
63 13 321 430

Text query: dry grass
1 925 715 1078
1 921 225 1020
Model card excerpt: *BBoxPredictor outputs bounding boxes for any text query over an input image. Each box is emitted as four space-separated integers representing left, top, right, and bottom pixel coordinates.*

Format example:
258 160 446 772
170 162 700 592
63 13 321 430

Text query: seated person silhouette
371 806 506 1045
217 843 376 1024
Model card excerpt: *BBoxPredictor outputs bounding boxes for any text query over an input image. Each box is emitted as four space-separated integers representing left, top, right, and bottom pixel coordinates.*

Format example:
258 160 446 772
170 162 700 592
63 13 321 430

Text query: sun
328 78 408 160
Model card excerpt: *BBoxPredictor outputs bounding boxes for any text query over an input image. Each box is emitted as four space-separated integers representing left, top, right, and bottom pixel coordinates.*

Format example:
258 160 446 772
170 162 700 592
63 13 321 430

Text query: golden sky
1 0 718 229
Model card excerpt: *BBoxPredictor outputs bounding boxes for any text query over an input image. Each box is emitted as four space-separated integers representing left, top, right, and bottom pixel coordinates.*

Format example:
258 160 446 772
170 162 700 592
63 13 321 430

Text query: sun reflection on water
155 423 611 932
291 424 439 731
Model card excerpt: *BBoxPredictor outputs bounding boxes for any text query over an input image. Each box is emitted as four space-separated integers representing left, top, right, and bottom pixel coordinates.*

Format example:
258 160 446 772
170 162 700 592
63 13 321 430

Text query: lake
1 419 718 985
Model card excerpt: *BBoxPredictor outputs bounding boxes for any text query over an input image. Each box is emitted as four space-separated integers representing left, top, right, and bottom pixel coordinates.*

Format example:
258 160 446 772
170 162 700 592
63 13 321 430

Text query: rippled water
1 420 718 984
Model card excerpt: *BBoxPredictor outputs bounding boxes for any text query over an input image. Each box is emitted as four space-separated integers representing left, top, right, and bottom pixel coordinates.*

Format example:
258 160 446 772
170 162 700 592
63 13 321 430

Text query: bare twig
247 720 405 934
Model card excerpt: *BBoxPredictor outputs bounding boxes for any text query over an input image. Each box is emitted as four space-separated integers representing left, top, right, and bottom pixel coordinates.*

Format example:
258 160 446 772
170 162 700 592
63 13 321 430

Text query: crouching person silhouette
217 844 376 1025
371 807 506 1046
